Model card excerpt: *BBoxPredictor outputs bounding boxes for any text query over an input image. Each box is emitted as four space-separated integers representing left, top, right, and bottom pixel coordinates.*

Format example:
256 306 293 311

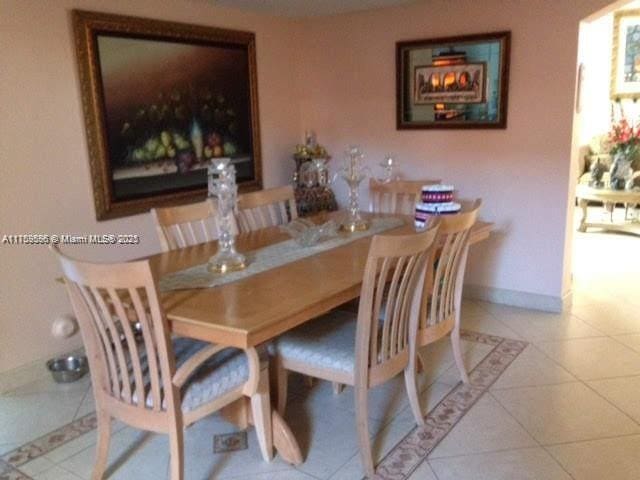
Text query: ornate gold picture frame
611 9 640 100
72 10 262 220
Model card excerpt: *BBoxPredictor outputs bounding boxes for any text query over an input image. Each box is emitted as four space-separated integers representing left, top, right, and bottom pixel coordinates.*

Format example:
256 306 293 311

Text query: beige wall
0 0 302 373
296 0 612 306
0 0 616 374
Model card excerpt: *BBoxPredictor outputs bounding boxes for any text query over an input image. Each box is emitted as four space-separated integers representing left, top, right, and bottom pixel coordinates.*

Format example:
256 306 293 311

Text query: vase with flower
607 118 637 190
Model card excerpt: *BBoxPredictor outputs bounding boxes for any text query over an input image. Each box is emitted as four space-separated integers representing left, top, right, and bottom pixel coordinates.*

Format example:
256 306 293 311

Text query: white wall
0 0 302 373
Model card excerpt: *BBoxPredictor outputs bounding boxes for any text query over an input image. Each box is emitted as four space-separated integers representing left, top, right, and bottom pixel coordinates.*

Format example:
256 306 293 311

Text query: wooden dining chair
151 199 237 252
236 185 298 233
416 199 482 384
52 246 273 480
369 178 441 215
273 222 440 477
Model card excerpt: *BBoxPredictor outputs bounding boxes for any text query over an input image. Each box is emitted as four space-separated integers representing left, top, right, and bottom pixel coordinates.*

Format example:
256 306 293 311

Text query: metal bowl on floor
46 355 89 383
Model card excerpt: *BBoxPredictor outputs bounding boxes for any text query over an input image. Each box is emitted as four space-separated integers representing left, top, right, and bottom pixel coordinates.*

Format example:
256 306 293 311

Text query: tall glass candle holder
339 146 370 232
207 158 246 274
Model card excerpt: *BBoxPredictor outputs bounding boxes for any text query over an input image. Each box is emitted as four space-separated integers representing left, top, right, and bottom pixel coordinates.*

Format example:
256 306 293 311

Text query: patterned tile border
371 333 528 480
0 459 30 480
2 413 96 469
0 330 526 480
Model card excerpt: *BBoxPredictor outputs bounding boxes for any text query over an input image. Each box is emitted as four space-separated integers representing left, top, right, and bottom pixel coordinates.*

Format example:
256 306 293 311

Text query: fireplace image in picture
414 50 486 120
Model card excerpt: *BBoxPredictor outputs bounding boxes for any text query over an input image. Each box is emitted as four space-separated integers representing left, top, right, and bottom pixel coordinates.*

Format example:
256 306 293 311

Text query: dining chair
416 199 482 384
369 178 441 215
329 178 442 396
52 246 273 480
236 185 298 233
273 222 440 477
151 199 237 251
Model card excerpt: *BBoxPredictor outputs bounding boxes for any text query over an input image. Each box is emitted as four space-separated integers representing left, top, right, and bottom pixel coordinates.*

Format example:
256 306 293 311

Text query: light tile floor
2 208 639 479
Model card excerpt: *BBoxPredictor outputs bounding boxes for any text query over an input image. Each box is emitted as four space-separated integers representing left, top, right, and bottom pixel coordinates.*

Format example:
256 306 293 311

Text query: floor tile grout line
539 430 640 448
540 444 577 480
71 383 92 421
487 391 576 480
428 444 553 461
424 460 441 480
489 379 580 392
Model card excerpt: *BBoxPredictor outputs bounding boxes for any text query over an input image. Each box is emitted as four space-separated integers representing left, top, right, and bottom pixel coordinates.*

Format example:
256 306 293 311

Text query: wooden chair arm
172 344 228 388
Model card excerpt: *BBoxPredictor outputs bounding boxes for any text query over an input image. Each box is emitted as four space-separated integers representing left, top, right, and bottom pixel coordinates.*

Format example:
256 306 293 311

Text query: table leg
578 199 588 232
605 201 614 222
220 397 303 465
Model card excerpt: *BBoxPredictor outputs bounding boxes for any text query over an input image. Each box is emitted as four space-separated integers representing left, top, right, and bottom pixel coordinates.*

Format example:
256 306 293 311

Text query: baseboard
463 284 572 313
0 347 85 394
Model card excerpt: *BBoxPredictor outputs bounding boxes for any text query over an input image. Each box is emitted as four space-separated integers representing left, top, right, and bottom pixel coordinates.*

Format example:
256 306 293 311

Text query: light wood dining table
149 211 493 464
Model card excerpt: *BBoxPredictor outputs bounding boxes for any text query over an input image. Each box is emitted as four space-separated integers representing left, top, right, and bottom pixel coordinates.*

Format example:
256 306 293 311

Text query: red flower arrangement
607 118 640 157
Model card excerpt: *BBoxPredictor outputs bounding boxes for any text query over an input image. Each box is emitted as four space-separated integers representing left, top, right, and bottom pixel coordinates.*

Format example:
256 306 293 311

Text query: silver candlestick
207 158 246 274
339 146 370 232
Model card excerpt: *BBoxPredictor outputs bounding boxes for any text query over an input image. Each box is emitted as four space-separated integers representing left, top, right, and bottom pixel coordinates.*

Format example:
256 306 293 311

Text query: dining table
149 210 494 464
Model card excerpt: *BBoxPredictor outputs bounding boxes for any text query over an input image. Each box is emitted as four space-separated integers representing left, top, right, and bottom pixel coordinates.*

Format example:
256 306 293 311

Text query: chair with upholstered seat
273 222 440 477
236 185 298 232
151 199 236 252
369 179 440 215
53 246 273 480
416 199 482 385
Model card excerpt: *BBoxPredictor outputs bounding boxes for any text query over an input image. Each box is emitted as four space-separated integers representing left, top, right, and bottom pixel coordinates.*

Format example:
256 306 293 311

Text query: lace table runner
159 216 404 292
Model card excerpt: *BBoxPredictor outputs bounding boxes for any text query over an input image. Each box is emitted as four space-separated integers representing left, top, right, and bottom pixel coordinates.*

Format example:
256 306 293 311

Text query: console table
576 184 640 235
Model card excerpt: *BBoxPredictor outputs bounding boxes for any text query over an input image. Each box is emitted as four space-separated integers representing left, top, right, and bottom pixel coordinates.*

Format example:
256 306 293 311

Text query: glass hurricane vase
207 158 246 274
339 146 370 232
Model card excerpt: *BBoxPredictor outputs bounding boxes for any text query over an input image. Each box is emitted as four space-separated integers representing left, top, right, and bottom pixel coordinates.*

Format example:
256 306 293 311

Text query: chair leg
251 369 274 462
404 365 425 427
276 358 288 416
332 382 345 395
91 410 111 480
168 424 184 480
451 327 469 384
354 385 375 478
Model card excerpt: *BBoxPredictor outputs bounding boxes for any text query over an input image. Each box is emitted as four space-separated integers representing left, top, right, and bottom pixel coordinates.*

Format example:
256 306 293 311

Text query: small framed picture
396 31 510 129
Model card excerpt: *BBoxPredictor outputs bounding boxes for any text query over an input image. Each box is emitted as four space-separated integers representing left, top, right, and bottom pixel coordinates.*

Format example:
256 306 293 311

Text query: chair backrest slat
369 179 441 215
76 284 120 394
425 200 482 330
107 287 145 408
152 199 233 252
237 186 298 233
355 221 440 386
54 247 180 414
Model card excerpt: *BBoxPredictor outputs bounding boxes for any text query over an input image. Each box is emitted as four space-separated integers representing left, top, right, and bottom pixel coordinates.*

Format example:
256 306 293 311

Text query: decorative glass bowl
280 218 338 247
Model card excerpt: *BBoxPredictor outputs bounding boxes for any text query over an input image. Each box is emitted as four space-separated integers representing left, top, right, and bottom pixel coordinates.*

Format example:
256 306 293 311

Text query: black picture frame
396 31 511 129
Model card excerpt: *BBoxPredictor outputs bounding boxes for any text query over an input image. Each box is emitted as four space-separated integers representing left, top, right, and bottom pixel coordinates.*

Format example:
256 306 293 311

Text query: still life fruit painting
73 11 262 220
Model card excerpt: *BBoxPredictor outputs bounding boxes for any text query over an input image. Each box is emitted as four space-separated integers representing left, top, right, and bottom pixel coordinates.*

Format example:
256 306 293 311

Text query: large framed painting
397 31 510 129
72 10 262 220
611 9 640 100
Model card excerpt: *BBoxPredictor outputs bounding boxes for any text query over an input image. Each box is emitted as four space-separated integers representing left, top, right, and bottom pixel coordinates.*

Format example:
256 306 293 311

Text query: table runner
159 216 404 292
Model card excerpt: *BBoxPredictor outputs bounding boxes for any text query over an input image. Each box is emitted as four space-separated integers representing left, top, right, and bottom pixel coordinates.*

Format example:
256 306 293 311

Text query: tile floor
1 208 639 479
